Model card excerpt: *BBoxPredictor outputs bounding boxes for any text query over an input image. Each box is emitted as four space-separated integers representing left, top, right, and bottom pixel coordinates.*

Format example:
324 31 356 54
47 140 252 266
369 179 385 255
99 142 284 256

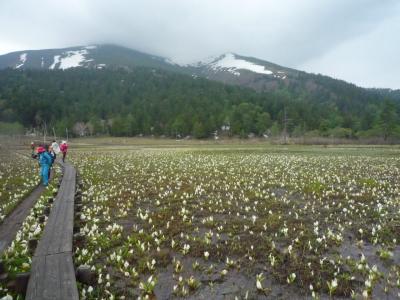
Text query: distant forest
0 68 399 139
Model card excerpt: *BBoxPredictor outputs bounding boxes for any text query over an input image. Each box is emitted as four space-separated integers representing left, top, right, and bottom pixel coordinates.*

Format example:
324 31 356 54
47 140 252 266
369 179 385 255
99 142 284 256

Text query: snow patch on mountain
208 53 273 76
50 55 61 69
59 49 92 69
15 53 27 69
48 48 94 70
166 53 282 78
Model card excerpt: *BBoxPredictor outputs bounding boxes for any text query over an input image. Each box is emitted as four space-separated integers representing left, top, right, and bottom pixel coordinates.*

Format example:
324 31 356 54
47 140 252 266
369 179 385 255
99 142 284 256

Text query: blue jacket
39 152 52 166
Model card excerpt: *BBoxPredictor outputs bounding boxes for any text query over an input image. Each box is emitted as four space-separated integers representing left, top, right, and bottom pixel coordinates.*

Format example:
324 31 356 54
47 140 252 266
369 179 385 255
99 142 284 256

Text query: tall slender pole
283 107 287 144
43 122 47 144
52 127 57 140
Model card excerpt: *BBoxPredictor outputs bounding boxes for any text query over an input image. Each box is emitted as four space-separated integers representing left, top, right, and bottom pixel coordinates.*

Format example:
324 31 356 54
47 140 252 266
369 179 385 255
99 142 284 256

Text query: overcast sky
1 0 399 89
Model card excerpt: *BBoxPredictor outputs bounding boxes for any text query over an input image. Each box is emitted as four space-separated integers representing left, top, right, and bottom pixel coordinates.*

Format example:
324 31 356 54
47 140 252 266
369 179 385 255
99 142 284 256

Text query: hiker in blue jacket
37 145 52 186
48 144 56 179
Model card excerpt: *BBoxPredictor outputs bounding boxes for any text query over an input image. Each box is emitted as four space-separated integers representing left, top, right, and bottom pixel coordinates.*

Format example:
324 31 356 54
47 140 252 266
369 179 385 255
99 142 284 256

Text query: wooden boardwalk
26 162 79 300
0 172 53 254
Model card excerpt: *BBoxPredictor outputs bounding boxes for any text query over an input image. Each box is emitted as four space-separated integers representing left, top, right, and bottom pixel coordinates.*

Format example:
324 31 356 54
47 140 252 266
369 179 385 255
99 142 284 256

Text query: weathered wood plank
34 163 76 256
0 171 54 254
26 252 79 300
26 162 78 300
60 253 79 299
25 254 46 299
42 253 60 299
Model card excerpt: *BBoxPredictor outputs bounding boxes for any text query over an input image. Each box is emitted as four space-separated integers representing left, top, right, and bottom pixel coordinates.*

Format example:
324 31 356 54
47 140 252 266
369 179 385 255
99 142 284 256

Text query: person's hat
62 140 66 144
37 146 45 153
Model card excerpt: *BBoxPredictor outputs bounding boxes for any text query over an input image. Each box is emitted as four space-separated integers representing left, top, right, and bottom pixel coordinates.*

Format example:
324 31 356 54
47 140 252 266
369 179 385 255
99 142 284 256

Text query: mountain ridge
0 51 399 139
3 44 398 92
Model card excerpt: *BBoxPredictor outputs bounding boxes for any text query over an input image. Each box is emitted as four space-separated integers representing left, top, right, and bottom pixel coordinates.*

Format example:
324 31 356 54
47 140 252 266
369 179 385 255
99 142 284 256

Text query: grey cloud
0 0 399 88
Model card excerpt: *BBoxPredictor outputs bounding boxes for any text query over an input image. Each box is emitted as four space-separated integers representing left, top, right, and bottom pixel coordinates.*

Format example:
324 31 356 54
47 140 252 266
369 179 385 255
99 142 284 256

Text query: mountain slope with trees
0 67 399 139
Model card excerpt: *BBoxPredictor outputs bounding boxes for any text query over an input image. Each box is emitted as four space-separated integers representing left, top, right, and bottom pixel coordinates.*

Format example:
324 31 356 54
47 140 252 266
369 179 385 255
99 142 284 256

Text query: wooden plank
45 200 74 254
42 253 60 299
26 252 79 300
34 163 76 256
60 253 80 299
35 197 59 254
25 254 46 300
0 170 54 254
58 201 74 253
26 162 78 300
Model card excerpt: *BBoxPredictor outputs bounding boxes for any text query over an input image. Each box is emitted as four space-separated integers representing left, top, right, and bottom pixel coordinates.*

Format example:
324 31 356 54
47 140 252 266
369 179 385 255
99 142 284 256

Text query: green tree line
0 68 399 139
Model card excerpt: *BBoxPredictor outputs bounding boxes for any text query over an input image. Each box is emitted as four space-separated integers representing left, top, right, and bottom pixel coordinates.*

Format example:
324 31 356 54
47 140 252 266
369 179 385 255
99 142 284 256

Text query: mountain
178 52 299 92
0 45 293 83
0 44 179 71
0 45 307 92
1 44 398 101
0 44 399 139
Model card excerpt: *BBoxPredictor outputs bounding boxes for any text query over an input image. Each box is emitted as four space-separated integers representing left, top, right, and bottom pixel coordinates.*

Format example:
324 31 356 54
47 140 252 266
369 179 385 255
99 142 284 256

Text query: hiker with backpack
51 140 60 160
48 144 56 179
37 145 52 187
60 141 68 162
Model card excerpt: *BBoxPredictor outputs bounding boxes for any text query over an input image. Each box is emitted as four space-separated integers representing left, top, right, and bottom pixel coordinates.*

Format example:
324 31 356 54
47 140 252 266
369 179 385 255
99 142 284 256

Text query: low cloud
0 0 399 88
